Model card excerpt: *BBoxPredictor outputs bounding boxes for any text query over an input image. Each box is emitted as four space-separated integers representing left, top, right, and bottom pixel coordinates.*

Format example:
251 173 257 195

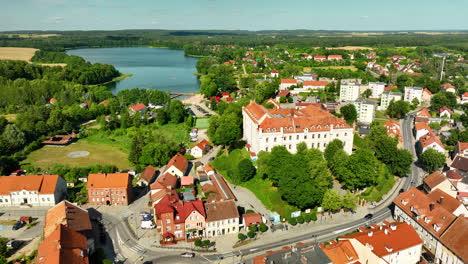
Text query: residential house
427 189 468 216
253 242 332 264
439 106 453 118
303 80 329 90
461 92 468 104
453 142 468 158
422 88 432 104
42 134 77 146
304 54 313 60
36 224 89 264
149 172 177 205
383 120 402 143
328 55 343 61
270 70 279 77
415 122 432 140
352 99 376 124
404 86 423 103
275 90 290 102
416 107 432 123
279 79 298 90
339 82 361 102
163 153 188 177
339 222 422 264
243 213 262 227
440 83 456 94
319 240 360 264
294 75 315 82
137 165 157 187
180 176 194 188
242 102 354 155
191 139 211 158
129 103 147 114
435 216 468 264
419 133 446 154
44 200 94 252
314 55 327 62
423 171 458 199
368 82 386 99
380 91 402 110
204 200 240 237
0 175 66 207
87 173 133 205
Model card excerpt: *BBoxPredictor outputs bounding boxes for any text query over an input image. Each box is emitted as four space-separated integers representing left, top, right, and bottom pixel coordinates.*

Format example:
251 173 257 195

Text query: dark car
12 221 24 230
208 157 215 161
364 214 373 220
399 188 405 193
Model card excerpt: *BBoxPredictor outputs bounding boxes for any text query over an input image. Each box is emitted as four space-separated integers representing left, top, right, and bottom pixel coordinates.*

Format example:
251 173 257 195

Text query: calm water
67 47 200 94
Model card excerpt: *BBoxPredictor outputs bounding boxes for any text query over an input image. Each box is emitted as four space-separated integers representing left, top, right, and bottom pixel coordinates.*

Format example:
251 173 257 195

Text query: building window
265 147 269 151
166 219 171 224
318 134 321 139
324 134 327 138
289 136 292 140
296 135 299 140
317 143 320 148
266 138 269 143
304 135 307 139
274 137 277 142
289 145 291 149
312 134 315 139
345 133 347 136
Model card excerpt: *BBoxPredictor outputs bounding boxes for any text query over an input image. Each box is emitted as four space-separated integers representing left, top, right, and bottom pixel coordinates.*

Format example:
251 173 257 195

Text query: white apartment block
352 99 376 124
404 86 424 103
368 82 386 98
339 82 361 102
242 102 354 154
380 91 403 110
0 175 66 207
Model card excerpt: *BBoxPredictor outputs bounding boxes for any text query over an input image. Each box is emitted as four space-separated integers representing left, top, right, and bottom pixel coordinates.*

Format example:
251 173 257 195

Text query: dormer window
272 128 276 132
424 217 430 223
401 199 408 205
433 224 441 232
267 128 270 132
317 125 321 129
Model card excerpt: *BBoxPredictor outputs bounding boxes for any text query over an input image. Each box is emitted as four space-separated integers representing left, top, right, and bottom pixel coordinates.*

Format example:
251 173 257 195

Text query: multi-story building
435 216 468 264
368 82 386 98
418 133 446 154
0 175 66 207
279 79 298 90
303 80 329 90
204 200 240 237
242 102 354 154
352 99 376 124
339 82 361 102
253 242 332 264
87 173 133 205
380 91 402 110
404 86 424 103
339 222 423 264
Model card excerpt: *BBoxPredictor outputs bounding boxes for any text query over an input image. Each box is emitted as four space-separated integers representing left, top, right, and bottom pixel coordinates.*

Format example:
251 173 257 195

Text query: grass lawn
158 123 190 143
195 118 210 129
22 139 132 170
211 148 299 217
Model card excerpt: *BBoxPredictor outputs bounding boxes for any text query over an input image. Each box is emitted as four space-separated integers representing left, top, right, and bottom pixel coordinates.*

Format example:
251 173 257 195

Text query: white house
368 82 386 99
242 102 354 155
404 86 423 103
340 82 361 102
419 133 445 154
439 106 453 118
190 139 211 158
462 92 468 104
352 99 376 124
440 83 456 94
339 222 423 264
415 122 432 140
204 200 240 237
270 70 279 78
279 79 298 90
163 153 188 177
380 91 403 110
0 175 66 207
303 80 329 90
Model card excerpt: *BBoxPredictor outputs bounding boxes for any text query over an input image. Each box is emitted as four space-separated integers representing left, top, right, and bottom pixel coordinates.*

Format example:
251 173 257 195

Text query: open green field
195 118 210 129
22 138 132 170
211 148 299 216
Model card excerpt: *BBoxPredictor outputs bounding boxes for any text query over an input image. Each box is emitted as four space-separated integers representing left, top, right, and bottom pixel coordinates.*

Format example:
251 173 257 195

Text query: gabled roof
129 103 146 111
440 83 455 89
423 88 432 95
181 176 194 186
36 224 89 264
193 139 211 151
319 240 359 264
451 155 468 172
205 200 239 222
424 171 446 189
303 81 329 87
280 79 297 84
276 90 290 97
243 212 262 226
446 170 463 180
151 172 177 190
438 216 468 263
340 222 422 258
44 201 92 239
456 142 468 153
419 133 445 150
0 175 60 195
416 108 431 118
463 92 468 98
87 173 130 189
165 153 188 174
140 165 157 183
439 106 453 114
427 188 463 214
415 122 432 132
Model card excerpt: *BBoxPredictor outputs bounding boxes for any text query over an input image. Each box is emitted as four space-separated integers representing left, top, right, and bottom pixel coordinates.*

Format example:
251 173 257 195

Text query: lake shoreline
93 72 133 86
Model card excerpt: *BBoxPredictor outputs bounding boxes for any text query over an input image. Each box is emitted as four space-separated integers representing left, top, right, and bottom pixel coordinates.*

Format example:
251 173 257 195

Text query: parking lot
187 105 212 118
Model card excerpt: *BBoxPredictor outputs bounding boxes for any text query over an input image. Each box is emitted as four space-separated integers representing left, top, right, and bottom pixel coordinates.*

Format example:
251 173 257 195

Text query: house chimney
439 196 444 205
390 224 397 231
384 229 389 235
367 231 373 237
429 203 435 211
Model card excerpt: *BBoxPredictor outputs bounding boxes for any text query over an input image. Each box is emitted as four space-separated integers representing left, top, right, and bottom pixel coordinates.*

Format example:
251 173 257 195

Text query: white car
180 252 195 258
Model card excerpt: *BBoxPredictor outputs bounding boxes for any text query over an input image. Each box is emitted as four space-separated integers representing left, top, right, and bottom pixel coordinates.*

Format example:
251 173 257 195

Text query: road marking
199 254 211 262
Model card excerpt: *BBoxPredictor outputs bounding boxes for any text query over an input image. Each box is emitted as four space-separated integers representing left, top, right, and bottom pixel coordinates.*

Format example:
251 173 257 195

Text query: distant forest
0 30 467 55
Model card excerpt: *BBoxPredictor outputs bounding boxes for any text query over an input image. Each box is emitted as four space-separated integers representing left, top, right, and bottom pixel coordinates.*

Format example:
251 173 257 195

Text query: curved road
105 114 421 263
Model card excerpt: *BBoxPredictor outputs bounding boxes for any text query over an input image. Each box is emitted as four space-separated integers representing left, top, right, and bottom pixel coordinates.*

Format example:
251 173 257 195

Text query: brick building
87 173 133 205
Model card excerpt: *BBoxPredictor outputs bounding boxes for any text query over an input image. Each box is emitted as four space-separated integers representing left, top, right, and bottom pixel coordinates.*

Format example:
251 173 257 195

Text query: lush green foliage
340 104 357 125
420 148 446 172
386 100 410 119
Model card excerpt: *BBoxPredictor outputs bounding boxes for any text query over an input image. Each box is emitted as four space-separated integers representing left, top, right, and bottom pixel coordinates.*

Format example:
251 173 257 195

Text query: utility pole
439 56 446 82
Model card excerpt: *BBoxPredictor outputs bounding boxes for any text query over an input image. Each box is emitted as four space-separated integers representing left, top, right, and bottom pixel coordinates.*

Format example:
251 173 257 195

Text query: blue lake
67 47 200 94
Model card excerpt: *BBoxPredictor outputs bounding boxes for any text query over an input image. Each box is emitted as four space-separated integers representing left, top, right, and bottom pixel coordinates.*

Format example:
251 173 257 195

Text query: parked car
180 252 195 258
12 221 24 230
364 214 373 220
6 240 21 249
208 157 215 161
141 220 155 229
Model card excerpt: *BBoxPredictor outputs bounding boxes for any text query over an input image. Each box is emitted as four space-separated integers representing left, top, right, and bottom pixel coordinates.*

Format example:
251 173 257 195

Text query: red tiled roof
165 153 188 174
427 189 462 214
281 79 297 84
271 70 278 73
205 200 239 222
415 122 432 132
129 103 146 112
419 133 444 150
181 176 194 186
222 92 230 96
456 142 468 153
441 83 455 89
36 224 89 264
340 222 422 258
87 173 130 189
141 165 157 183
152 172 177 190
243 213 262 227
328 55 343 59
320 240 359 264
393 188 456 238
446 170 463 180
0 175 60 195
438 216 468 262
303 81 329 87
423 88 432 95
417 108 431 118
463 92 468 98
194 139 211 151
439 106 453 114
315 55 326 59
44 201 92 239
276 90 290 97
451 155 468 172
423 171 446 189
99 99 109 105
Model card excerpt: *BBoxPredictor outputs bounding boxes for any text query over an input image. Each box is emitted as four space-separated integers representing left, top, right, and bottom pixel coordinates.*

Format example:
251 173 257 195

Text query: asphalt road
103 114 421 263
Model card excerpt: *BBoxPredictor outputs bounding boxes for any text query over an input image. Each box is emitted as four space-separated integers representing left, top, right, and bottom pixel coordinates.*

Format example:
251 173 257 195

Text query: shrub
249 225 258 232
289 218 297 226
247 230 256 238
259 223 268 232
238 233 247 241
297 215 304 224
303 214 312 223
202 240 211 248
311 213 317 222
194 238 202 247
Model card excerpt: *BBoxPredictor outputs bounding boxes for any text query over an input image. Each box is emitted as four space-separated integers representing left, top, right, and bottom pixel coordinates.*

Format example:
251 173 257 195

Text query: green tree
47 108 65 131
212 113 241 145
324 139 344 163
340 104 357 125
342 191 357 211
202 240 211 248
297 215 305 224
430 92 457 110
238 233 247 241
237 158 256 183
128 133 145 165
2 124 26 152
420 148 446 172
259 223 268 232
386 100 410 119
363 89 372 98
321 189 343 212
169 100 187 123
194 238 202 247
289 218 297 226
247 230 256 238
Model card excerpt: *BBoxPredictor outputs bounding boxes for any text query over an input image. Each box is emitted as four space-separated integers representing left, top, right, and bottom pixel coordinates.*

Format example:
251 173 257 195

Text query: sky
1 0 467 31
